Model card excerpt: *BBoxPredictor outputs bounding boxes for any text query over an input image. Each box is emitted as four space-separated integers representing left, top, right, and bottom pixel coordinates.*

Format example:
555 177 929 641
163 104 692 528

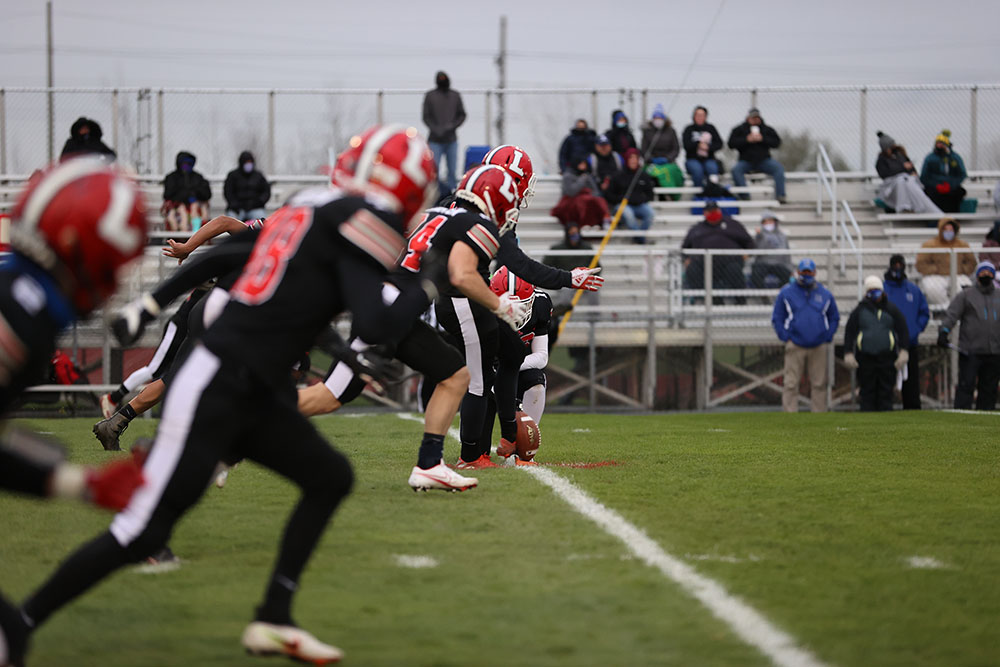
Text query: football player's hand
894 348 909 371
111 294 160 346
494 294 530 330
163 238 191 264
843 352 858 370
84 457 146 511
571 267 604 292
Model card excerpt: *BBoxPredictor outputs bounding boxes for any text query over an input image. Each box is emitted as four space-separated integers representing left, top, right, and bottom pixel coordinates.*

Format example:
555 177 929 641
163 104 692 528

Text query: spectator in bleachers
751 209 792 288
640 105 683 190
875 131 941 214
915 217 977 305
587 134 622 200
604 109 637 156
728 108 786 203
551 154 610 230
682 201 754 302
558 119 597 173
422 70 466 191
843 276 910 412
223 150 271 222
681 106 723 188
608 148 656 244
772 258 838 412
162 151 212 232
920 130 967 213
883 254 929 409
59 117 116 161
980 221 1000 270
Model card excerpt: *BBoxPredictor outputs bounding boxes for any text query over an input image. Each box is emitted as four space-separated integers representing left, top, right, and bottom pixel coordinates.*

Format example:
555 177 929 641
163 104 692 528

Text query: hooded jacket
728 119 781 164
640 121 679 162
604 110 637 156
772 280 839 348
59 117 116 160
882 272 929 347
422 75 466 144
876 146 916 178
940 280 1000 355
681 121 723 162
844 296 909 359
915 218 977 276
558 126 597 172
163 151 212 204
224 151 271 213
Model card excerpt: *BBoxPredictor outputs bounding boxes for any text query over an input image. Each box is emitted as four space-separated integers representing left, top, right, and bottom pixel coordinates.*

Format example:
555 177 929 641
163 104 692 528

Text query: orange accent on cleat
496 437 516 458
455 453 500 470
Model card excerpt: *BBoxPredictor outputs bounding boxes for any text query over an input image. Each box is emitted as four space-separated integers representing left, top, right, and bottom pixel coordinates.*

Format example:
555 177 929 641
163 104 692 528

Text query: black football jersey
517 290 553 347
200 193 409 385
400 205 501 298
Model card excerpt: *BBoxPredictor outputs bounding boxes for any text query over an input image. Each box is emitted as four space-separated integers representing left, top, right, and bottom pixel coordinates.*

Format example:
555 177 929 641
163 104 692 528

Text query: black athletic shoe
136 546 181 574
93 412 129 451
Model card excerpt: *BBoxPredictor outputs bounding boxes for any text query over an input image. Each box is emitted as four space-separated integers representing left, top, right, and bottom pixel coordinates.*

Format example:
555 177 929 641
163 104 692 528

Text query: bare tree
774 128 850 171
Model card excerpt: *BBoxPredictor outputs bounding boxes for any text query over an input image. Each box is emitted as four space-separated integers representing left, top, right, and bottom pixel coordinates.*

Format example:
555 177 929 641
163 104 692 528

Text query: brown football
515 411 541 461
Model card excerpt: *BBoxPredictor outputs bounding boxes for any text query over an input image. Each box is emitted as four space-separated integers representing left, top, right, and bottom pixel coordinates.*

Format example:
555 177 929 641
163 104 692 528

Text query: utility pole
46 1 54 163
495 15 506 145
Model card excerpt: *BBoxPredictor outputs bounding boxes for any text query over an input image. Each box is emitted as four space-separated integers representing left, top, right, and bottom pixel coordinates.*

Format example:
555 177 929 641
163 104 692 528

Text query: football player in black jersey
16 126 440 665
0 158 149 667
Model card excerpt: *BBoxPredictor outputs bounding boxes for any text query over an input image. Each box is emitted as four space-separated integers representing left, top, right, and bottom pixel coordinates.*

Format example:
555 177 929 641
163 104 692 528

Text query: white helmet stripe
507 269 516 295
354 124 407 184
483 146 504 164
462 165 495 193
97 177 141 254
20 157 113 230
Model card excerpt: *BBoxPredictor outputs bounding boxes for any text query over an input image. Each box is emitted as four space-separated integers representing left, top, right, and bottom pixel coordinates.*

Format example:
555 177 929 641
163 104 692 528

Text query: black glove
111 294 161 346
937 329 950 349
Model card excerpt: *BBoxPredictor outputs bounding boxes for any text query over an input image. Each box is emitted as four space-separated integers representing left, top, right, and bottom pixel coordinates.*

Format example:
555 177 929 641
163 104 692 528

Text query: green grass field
1 411 998 666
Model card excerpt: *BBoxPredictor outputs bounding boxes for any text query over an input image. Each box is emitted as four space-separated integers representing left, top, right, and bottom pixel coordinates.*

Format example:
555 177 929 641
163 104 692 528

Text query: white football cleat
408 462 478 492
241 621 343 664
99 393 116 419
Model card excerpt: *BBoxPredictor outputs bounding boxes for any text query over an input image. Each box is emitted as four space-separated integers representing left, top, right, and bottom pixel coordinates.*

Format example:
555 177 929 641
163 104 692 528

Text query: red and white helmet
489 266 535 329
10 157 148 314
482 144 536 209
332 124 437 234
455 165 519 236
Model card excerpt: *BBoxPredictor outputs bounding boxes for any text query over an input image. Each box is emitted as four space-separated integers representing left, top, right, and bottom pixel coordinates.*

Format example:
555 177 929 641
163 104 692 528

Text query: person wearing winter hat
640 105 683 190
875 131 941 214
604 109 637 157
223 150 271 221
607 147 656 244
843 276 911 411
751 209 792 288
882 255 929 409
920 129 967 212
59 117 116 161
727 108 786 202
938 260 1000 410
771 258 839 412
915 218 977 305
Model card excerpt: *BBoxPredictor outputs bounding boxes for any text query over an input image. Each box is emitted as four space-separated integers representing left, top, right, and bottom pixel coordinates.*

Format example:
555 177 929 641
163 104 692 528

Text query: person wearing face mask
640 104 683 191
551 154 611 230
682 105 723 188
223 150 271 222
608 148 657 244
586 135 623 199
920 130 967 213
683 200 755 301
937 261 1000 410
162 150 212 232
558 118 597 173
882 255 929 409
875 131 941 214
422 70 467 191
59 117 116 161
772 258 839 412
604 109 637 157
843 276 911 412
915 218 977 305
751 210 792 289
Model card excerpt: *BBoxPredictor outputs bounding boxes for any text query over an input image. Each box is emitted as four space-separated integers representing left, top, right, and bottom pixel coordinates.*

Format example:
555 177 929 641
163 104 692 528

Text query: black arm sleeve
497 234 573 289
890 303 910 350
843 308 859 354
151 231 258 308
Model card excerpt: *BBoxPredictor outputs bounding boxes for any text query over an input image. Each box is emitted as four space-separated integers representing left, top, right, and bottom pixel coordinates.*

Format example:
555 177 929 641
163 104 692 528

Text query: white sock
521 384 545 425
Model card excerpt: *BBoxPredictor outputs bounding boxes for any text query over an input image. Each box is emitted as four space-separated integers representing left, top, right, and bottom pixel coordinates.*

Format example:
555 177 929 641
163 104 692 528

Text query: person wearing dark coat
586 134 622 200
681 200 755 301
607 148 656 244
728 108 786 200
882 254 929 409
874 131 941 214
681 105 723 187
59 117 116 161
843 276 911 412
558 119 597 173
162 151 212 232
641 104 683 189
604 109 637 157
421 71 466 192
920 130 967 213
223 151 271 221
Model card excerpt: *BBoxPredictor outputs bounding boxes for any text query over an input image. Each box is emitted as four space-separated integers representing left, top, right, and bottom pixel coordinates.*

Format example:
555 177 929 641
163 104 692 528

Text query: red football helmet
455 165 519 236
332 124 437 234
490 266 535 328
10 158 148 314
482 144 536 209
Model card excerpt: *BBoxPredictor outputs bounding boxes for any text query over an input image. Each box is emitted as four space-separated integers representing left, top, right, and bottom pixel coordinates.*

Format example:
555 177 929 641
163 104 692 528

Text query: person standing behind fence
162 151 211 232
921 130 967 213
875 131 941 214
681 106 723 188
882 255 929 409
937 260 1000 410
422 71 466 192
772 258 839 412
915 217 977 305
843 276 910 412
223 151 270 221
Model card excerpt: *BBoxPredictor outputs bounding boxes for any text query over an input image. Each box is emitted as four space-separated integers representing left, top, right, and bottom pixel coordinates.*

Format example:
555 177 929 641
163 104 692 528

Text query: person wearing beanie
882 255 929 408
938 260 1000 409
915 217 977 305
640 105 683 190
875 131 941 214
607 148 656 244
682 105 723 188
920 129 967 212
558 118 597 173
604 109 637 157
223 150 271 221
771 258 839 412
727 107 786 202
751 209 792 288
843 276 910 411
422 70 466 191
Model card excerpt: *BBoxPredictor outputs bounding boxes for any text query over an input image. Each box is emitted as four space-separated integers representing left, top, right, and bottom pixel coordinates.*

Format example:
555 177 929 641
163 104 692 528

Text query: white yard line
396 412 460 443
395 412 827 667
393 554 439 569
942 409 1000 416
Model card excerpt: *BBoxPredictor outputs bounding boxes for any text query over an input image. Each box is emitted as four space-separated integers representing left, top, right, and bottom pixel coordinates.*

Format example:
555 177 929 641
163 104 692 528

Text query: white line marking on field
687 553 762 564
707 428 732 433
942 409 1000 416
905 556 950 570
397 412 460 443
835 427 849 432
393 554 439 569
572 428 591 433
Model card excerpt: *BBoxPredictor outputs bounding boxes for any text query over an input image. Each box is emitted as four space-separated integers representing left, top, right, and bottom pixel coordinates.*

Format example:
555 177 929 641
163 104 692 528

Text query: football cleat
135 546 181 574
99 393 117 419
93 412 129 451
454 454 499 470
241 621 343 665
408 463 478 492
514 458 539 467
496 438 516 458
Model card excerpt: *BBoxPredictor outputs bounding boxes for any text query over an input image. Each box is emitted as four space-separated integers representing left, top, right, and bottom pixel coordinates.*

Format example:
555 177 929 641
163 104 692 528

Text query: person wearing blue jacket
772 258 840 412
882 254 929 409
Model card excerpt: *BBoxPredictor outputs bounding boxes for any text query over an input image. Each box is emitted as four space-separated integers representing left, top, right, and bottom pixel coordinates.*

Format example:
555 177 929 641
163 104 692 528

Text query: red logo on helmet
489 266 535 329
